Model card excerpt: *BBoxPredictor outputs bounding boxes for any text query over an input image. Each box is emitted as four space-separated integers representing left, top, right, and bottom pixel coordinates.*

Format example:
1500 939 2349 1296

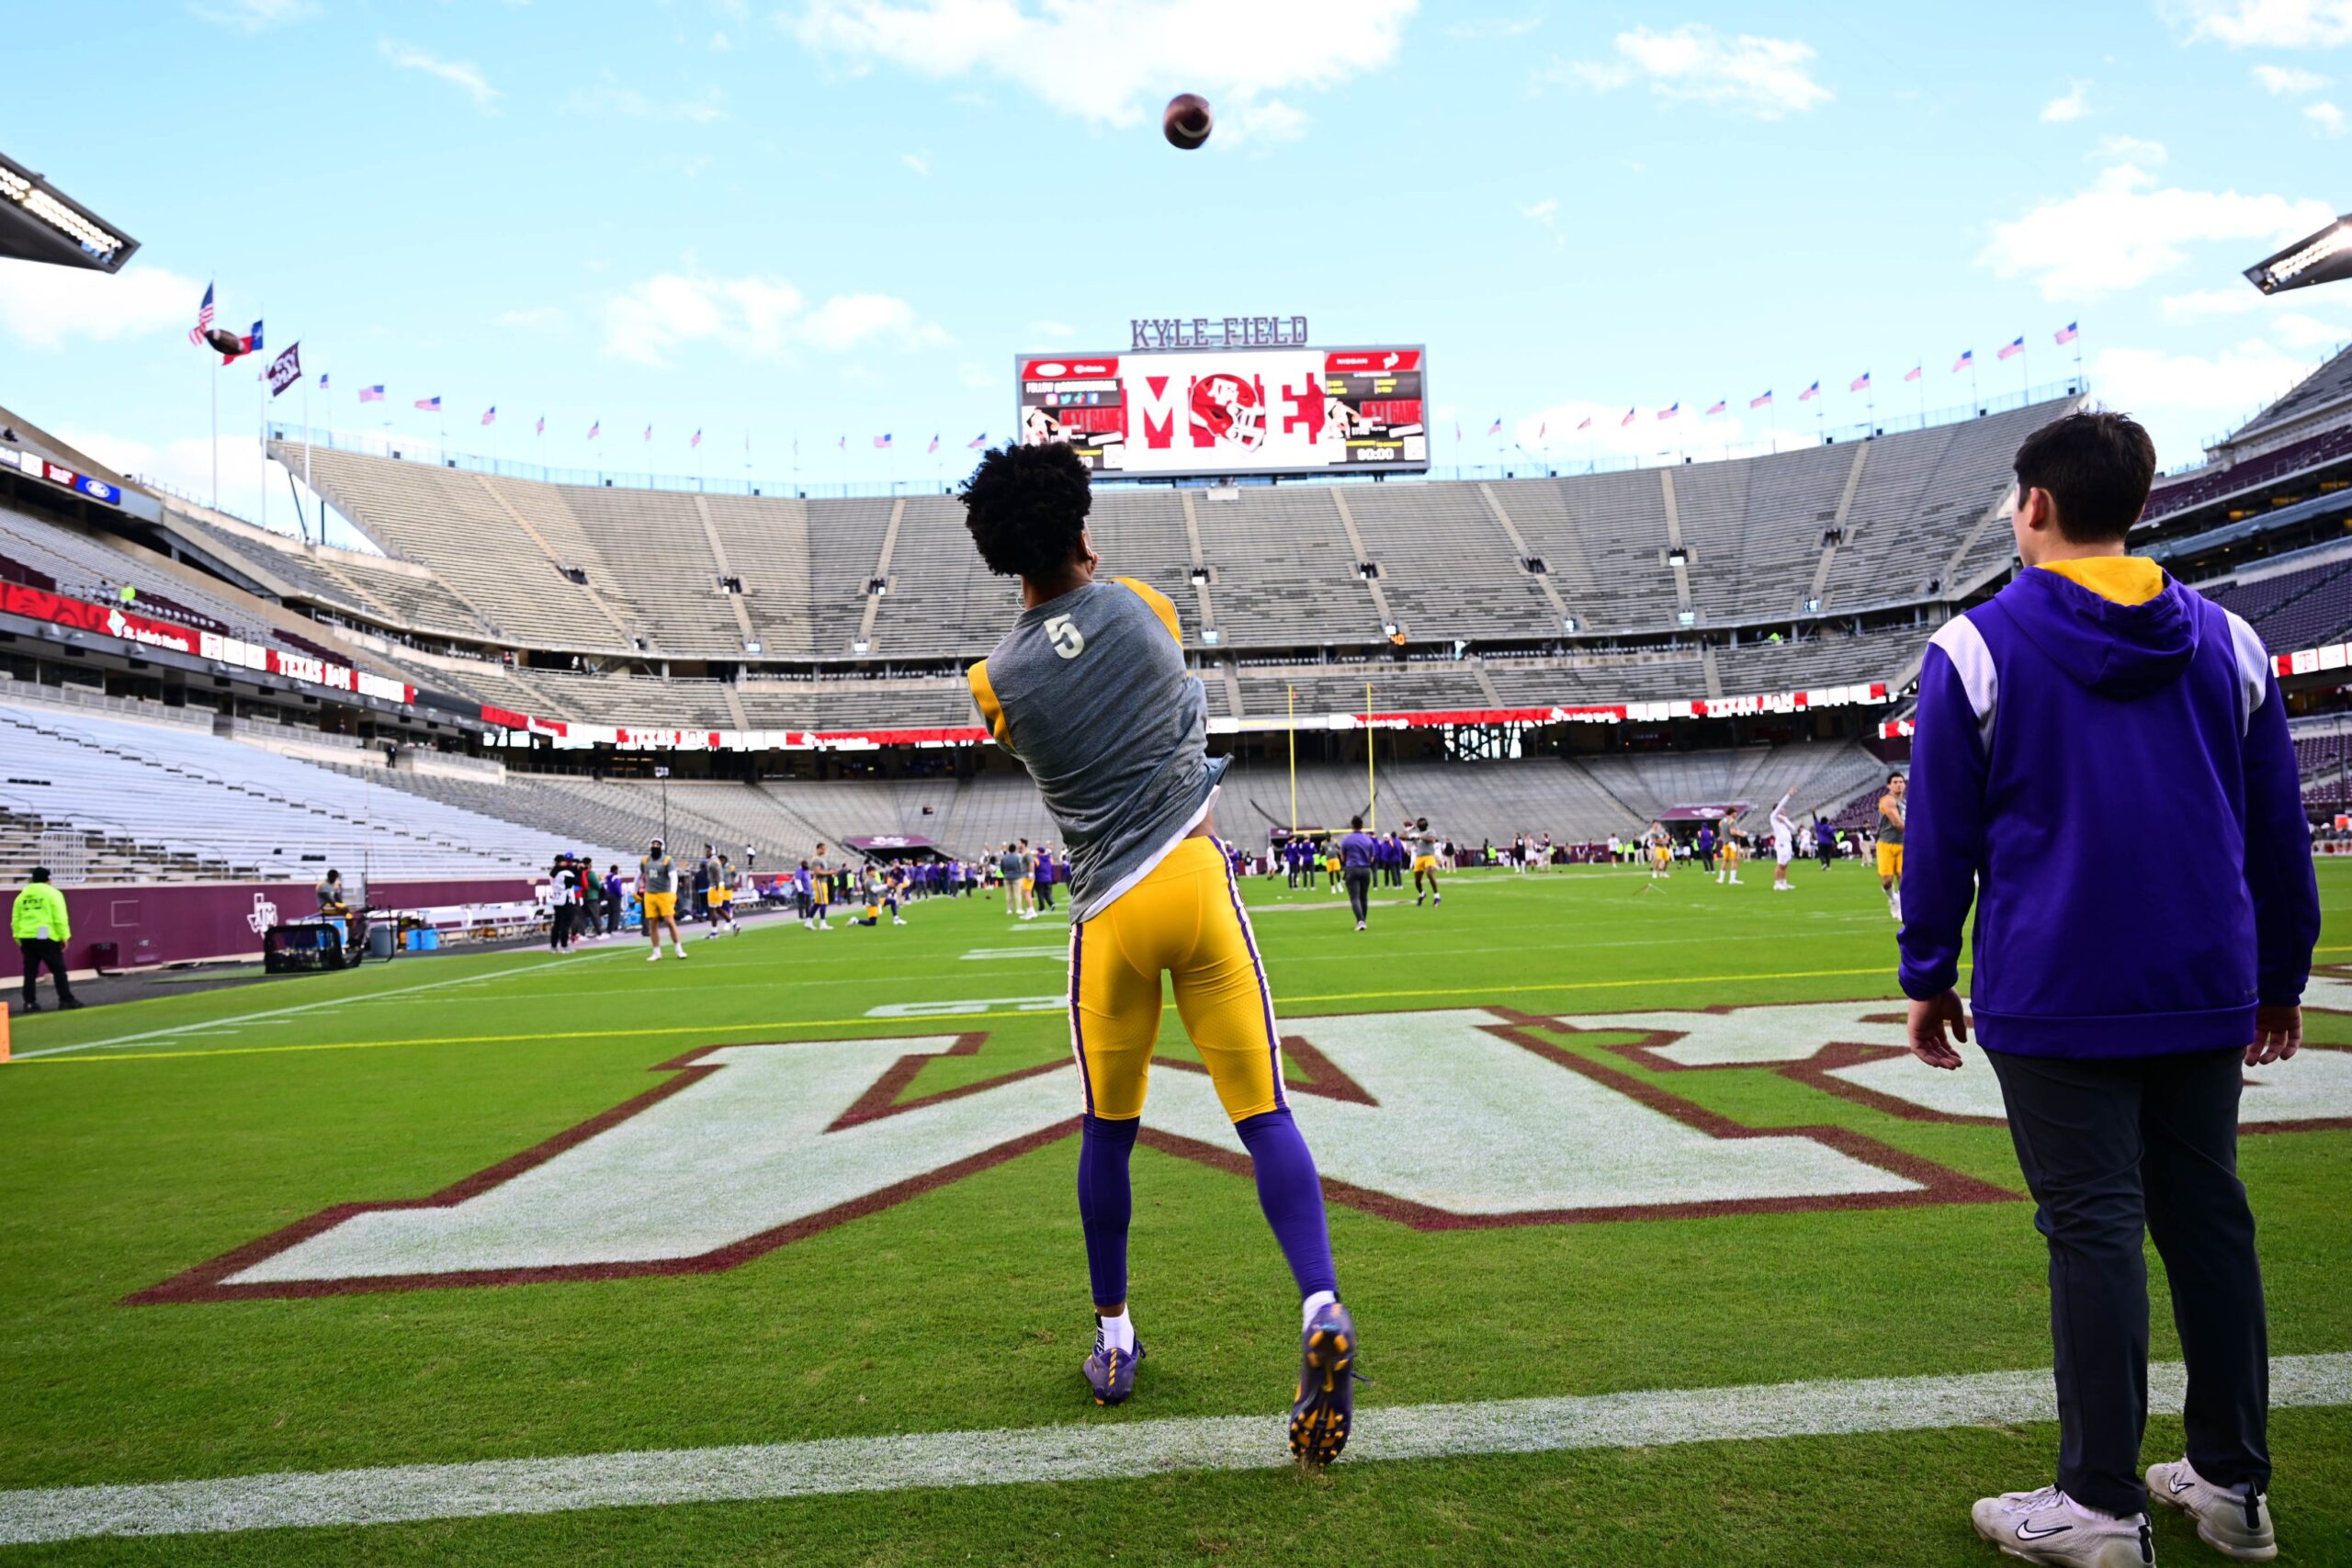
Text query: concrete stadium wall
1 876 537 981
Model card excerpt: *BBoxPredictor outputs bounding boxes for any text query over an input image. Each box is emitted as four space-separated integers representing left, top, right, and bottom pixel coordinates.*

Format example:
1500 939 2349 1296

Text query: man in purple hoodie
1901 412 2319 1567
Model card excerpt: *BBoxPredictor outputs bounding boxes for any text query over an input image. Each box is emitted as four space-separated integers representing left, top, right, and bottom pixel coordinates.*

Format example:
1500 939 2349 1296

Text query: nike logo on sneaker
2169 1476 2195 1494
2015 1522 2073 1540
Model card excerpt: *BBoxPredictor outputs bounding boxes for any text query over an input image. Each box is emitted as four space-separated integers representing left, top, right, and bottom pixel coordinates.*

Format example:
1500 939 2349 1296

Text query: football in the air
1163 93 1213 150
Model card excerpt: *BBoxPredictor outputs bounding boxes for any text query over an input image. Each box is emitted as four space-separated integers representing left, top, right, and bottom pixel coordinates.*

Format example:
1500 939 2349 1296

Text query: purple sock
1234 1109 1339 1301
1077 1113 1137 1308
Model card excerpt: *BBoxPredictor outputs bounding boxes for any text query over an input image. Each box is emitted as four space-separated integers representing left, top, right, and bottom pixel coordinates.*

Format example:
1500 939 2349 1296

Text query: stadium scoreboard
1015 344 1429 480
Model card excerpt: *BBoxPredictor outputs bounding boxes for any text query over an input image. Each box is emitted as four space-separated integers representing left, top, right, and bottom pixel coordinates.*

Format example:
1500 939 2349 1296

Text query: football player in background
1877 773 1907 922
1410 818 1443 907
959 439 1357 1465
1770 790 1798 892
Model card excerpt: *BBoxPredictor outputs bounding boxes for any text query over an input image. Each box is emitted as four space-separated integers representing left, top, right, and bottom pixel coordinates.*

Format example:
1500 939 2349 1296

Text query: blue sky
5 0 2350 543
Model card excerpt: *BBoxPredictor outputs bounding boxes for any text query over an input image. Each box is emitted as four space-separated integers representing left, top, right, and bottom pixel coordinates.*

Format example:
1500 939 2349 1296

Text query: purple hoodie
1898 565 2319 1059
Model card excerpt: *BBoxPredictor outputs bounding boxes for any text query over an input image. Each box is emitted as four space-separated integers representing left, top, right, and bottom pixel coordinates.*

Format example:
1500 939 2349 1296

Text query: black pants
1344 869 1372 924
1035 880 1056 911
605 898 621 935
550 905 572 949
18 938 75 1008
1986 1046 2268 1517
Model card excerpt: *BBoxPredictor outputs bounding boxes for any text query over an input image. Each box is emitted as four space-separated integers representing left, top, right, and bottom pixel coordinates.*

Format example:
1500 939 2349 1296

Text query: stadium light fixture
1666 547 1689 567
0 152 137 272
1561 615 1577 631
2245 213 2352 296
851 638 870 654
742 639 763 654
1203 627 1221 644
1678 609 1697 626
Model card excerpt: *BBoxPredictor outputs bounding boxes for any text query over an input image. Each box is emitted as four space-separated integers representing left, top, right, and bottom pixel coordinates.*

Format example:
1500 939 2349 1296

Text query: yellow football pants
1068 835 1284 1123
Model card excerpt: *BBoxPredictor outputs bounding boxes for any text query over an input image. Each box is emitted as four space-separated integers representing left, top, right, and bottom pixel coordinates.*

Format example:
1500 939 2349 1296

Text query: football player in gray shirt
961 439 1354 1463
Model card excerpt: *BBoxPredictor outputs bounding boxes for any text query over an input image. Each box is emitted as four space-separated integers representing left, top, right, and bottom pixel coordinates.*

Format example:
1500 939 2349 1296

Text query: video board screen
1015 345 1429 479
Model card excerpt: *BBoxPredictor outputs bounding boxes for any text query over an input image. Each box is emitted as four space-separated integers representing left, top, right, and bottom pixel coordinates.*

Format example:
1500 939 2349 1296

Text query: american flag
1576 414 1593 430
874 434 892 449
927 434 940 455
1750 389 1773 408
1536 421 1546 440
1997 336 2025 360
1657 402 1679 421
359 385 385 403
837 435 847 451
1953 350 1974 371
415 396 441 412
1849 372 1871 392
318 371 330 390
1903 366 1922 382
536 415 545 436
691 429 703 449
2054 321 2079 344
588 420 601 439
481 406 497 427
1798 381 1821 402
1487 418 1502 436
643 425 653 442
1620 407 1635 427
967 432 987 449
187 282 215 346
1705 399 1727 415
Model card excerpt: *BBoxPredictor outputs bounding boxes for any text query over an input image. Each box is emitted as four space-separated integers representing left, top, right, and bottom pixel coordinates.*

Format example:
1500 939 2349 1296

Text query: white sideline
4 1354 2346 1546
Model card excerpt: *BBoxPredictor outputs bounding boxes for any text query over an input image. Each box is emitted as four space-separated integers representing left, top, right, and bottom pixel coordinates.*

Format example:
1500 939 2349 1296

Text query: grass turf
3 859 2348 1564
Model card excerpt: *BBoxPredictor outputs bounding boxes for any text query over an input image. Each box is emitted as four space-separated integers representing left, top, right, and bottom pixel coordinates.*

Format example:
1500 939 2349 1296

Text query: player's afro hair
960 440 1093 581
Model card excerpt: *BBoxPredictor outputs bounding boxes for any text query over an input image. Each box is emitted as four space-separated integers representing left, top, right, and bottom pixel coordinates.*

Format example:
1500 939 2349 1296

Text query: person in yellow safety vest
12 866 81 1014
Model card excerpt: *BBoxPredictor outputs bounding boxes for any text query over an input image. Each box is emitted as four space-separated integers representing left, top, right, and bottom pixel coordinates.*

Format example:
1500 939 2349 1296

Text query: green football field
3 859 2349 1565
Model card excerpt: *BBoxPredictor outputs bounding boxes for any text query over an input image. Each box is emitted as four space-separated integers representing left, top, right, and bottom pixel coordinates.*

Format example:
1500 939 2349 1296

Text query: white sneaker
1971 1487 2153 1567
893 917 909 926
647 950 662 963
2147 1460 2275 1562
1355 920 1366 931
673 944 689 959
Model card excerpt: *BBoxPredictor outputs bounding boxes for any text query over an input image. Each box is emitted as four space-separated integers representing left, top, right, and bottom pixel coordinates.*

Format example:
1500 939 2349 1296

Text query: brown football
1163 93 1213 150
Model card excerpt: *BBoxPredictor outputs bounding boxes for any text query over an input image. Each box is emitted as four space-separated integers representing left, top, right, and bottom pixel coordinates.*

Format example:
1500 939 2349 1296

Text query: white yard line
3 1353 2345 1546
11 946 639 1061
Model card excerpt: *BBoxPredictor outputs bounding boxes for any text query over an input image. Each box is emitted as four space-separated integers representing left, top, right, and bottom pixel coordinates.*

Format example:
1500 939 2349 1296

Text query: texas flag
967 432 987 449
1750 389 1773 409
1953 350 1974 371
1705 399 1727 416
481 406 497 427
1849 372 1871 392
1903 366 1922 382
1997 336 2026 360
874 434 893 449
1798 381 1821 402
2054 321 2080 344
359 384 385 404
414 395 441 412
220 321 263 366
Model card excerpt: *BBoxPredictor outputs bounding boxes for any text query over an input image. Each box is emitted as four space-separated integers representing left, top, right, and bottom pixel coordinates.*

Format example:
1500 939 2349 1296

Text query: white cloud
188 0 313 32
568 78 729 122
1448 15 1538 39
2309 99 2347 131
2174 0 2352 49
1980 164 2335 301
1028 320 1076 340
2159 286 2272 320
711 29 734 51
786 0 1415 144
2091 134 2167 164
0 261 206 351
957 362 996 389
379 39 502 112
900 151 931 175
2274 310 2351 346
600 271 945 365
2091 339 2313 429
2041 81 2091 122
1521 197 1559 223
2252 63 2331 92
1542 25 1831 118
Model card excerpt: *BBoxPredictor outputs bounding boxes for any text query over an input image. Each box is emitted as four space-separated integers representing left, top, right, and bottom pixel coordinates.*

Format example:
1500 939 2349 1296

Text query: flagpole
1365 680 1375 831
209 355 219 512
1917 362 1927 425
1287 683 1297 833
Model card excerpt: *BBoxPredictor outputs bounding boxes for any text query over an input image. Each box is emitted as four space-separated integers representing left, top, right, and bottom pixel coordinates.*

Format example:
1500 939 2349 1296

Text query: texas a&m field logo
130 997 2352 1303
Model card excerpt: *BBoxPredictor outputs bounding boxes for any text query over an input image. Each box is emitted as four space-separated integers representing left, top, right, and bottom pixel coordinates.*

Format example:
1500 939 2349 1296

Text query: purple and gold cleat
1289 1301 1361 1465
1083 1327 1145 1406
